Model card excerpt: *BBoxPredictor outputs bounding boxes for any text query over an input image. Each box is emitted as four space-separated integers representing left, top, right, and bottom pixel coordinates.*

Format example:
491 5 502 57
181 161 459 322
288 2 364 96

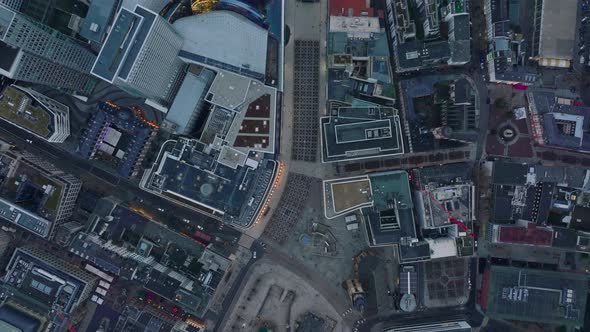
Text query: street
0 120 243 242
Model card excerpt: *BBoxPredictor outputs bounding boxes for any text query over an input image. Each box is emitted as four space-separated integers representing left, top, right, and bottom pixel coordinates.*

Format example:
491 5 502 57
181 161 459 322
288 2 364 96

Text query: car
252 251 257 259
196 225 204 231
157 207 165 212
25 139 32 144
182 218 190 224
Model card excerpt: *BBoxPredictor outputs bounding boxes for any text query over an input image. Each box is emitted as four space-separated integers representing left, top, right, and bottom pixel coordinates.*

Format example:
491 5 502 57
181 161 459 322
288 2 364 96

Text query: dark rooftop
79 0 118 43
485 266 589 326
321 106 404 162
571 206 590 232
91 8 142 82
0 41 18 72
492 162 529 185
0 305 39 332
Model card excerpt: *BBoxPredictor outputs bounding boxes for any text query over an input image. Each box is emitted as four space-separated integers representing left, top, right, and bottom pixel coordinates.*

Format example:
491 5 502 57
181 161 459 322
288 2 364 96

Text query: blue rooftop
79 0 118 43
92 8 141 82
118 6 156 80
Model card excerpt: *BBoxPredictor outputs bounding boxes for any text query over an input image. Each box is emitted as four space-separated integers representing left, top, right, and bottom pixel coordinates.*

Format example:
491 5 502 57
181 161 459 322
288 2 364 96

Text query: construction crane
191 0 217 13
409 170 474 238
56 310 76 332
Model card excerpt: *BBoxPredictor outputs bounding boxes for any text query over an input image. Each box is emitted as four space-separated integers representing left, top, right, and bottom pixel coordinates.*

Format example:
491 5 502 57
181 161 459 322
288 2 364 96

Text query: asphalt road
0 120 243 243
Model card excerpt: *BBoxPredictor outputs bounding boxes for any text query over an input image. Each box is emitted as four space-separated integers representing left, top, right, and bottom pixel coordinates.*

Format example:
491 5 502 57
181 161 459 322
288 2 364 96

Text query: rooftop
0 86 52 138
165 67 216 135
91 7 145 83
493 222 554 246
77 102 157 178
329 0 383 18
321 106 404 162
79 0 118 43
0 305 40 332
536 0 577 62
141 139 277 226
485 266 589 326
363 171 417 247
175 11 268 80
0 153 72 236
324 176 373 218
329 16 381 36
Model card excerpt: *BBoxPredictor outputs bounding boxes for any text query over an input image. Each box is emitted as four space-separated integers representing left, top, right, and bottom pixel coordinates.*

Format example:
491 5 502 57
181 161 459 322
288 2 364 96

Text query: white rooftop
329 16 381 35
174 11 269 76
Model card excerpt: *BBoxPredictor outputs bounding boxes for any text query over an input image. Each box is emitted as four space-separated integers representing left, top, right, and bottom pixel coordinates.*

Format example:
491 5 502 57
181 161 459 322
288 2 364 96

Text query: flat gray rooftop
174 11 268 78
538 0 577 60
206 71 251 110
321 107 404 162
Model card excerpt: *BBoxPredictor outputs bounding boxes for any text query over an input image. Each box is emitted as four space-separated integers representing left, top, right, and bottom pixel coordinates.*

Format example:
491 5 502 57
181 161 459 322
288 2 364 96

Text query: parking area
292 40 320 162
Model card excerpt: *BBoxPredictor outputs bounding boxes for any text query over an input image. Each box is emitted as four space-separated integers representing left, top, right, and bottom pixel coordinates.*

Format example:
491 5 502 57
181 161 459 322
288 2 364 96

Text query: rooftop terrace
0 86 52 138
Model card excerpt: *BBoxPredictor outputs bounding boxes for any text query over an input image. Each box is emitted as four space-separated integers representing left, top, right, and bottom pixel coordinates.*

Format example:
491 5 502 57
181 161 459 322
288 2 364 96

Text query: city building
530 0 577 67
91 4 186 107
79 0 119 44
399 76 479 153
490 162 590 224
481 266 588 327
386 0 471 72
0 303 44 332
416 0 441 39
484 0 538 85
325 164 476 262
173 10 269 82
0 4 97 94
67 197 234 318
77 102 158 178
328 3 396 106
413 163 476 258
527 91 590 153
0 229 10 258
0 151 81 238
324 171 429 262
140 138 278 227
163 65 216 136
320 105 405 163
0 0 21 11
3 246 98 316
0 85 69 143
383 321 472 332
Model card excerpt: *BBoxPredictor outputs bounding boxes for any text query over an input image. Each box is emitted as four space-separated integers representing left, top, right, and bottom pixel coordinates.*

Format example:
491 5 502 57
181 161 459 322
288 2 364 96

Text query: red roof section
329 0 384 18
479 268 491 310
498 222 553 246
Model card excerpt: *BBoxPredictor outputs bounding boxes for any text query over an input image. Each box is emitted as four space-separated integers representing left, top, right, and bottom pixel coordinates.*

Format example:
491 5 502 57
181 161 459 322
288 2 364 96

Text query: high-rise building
91 4 186 107
0 0 21 11
0 4 97 94
0 85 70 143
0 150 82 238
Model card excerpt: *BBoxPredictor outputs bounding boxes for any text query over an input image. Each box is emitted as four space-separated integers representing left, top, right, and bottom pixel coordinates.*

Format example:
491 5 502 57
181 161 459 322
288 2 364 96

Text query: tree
494 97 509 110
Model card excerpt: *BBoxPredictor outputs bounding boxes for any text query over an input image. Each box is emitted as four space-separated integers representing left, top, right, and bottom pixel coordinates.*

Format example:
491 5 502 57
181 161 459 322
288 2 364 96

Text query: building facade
0 4 97 94
92 5 186 107
0 85 70 143
0 151 81 238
